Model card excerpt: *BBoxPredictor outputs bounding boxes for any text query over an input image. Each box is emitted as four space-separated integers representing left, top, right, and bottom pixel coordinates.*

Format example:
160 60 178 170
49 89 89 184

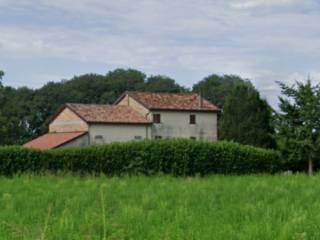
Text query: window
134 136 143 141
155 136 162 139
94 135 104 144
153 114 161 124
190 136 196 140
190 114 196 124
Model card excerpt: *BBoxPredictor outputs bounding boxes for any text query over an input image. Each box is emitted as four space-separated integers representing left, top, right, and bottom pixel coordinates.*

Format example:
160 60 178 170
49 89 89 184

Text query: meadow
0 175 319 239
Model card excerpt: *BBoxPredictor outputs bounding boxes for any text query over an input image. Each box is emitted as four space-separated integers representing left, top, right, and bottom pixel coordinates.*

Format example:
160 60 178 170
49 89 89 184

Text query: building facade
116 92 218 141
24 92 219 150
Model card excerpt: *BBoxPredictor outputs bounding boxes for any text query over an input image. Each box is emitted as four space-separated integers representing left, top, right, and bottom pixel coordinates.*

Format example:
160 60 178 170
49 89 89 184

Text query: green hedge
0 140 281 176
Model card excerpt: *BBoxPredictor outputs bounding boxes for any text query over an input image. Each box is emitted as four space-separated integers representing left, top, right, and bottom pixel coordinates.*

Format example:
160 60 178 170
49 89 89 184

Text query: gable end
49 107 89 133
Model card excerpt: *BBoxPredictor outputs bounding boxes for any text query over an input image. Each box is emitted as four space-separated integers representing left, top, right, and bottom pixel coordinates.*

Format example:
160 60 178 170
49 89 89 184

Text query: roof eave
149 108 220 113
23 131 88 150
45 104 68 126
87 121 152 125
113 91 129 105
46 103 89 126
52 132 88 149
113 91 152 111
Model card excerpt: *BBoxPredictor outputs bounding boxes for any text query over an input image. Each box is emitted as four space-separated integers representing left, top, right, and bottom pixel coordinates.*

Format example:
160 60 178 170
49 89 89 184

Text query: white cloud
0 0 320 107
0 25 253 75
230 0 302 9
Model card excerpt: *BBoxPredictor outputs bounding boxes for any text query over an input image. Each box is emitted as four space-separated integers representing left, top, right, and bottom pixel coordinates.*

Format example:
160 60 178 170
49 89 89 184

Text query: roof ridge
66 103 114 106
127 91 198 95
48 131 87 134
67 103 135 109
124 91 219 112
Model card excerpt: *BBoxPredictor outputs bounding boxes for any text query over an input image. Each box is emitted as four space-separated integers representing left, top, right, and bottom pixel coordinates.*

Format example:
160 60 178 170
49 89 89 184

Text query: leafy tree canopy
220 82 275 149
144 75 187 93
192 74 248 108
275 80 320 174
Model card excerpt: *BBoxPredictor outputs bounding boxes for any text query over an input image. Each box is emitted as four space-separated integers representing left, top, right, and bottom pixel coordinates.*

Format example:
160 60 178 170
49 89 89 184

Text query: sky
0 0 320 107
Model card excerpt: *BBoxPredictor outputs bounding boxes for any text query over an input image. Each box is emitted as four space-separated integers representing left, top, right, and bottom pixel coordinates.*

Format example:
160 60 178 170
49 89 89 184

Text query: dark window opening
155 136 162 139
190 136 196 140
94 135 104 144
190 114 196 124
153 114 161 123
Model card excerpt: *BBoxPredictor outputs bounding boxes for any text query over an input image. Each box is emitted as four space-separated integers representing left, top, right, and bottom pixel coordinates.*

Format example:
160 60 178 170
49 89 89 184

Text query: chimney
198 91 203 108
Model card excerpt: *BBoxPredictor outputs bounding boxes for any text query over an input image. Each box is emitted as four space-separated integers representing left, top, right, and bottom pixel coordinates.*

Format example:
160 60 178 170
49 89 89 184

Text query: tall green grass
0 175 319 239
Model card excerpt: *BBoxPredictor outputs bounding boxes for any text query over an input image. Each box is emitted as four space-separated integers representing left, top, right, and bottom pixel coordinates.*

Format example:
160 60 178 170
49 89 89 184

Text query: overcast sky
0 0 320 107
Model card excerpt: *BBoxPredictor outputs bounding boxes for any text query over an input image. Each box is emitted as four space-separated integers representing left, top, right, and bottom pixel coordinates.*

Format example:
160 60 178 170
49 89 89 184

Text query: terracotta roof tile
66 104 151 124
125 92 219 112
23 132 87 150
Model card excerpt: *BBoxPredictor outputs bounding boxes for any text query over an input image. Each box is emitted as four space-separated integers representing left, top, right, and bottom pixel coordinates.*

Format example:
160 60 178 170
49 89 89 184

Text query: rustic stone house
24 92 219 150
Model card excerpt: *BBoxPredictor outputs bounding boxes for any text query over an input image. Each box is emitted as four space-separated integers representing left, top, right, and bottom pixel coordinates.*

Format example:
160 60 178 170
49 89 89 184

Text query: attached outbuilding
24 103 152 150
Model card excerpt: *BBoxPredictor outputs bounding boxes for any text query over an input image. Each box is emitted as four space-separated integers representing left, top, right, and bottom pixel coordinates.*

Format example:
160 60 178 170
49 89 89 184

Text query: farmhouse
24 92 219 149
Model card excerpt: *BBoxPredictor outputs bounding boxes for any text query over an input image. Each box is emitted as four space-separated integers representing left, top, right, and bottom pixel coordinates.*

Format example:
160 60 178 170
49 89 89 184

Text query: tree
275 80 320 175
0 72 32 145
192 74 248 108
105 68 146 99
0 71 7 144
220 82 275 149
143 75 187 93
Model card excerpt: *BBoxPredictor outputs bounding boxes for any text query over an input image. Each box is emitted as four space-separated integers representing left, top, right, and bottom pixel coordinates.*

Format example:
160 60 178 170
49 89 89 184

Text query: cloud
0 26 253 82
230 0 304 9
0 0 320 107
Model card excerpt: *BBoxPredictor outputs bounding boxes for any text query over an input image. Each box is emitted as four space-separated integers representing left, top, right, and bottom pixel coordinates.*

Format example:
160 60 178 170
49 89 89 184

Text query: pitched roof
23 132 87 150
118 92 219 112
65 103 151 124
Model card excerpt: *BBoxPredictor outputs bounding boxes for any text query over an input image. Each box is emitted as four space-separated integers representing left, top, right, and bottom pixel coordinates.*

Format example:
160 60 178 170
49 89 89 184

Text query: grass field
0 175 319 240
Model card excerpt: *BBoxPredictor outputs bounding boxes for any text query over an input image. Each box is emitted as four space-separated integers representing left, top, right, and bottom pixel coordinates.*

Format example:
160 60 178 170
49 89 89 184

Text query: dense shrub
0 140 281 176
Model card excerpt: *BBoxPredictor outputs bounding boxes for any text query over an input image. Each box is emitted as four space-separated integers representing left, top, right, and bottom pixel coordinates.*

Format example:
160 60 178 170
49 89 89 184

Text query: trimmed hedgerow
0 140 281 176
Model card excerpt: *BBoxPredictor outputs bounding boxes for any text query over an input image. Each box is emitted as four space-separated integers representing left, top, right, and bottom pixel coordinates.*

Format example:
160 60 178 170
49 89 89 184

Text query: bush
0 140 281 176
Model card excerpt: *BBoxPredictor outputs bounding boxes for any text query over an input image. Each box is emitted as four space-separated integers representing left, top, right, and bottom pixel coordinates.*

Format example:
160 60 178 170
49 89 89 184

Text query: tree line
0 68 318 173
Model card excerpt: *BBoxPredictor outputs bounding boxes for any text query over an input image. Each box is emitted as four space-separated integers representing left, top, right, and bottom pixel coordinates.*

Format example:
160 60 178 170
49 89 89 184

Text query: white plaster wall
116 94 218 141
59 134 89 148
151 111 218 141
89 124 152 144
